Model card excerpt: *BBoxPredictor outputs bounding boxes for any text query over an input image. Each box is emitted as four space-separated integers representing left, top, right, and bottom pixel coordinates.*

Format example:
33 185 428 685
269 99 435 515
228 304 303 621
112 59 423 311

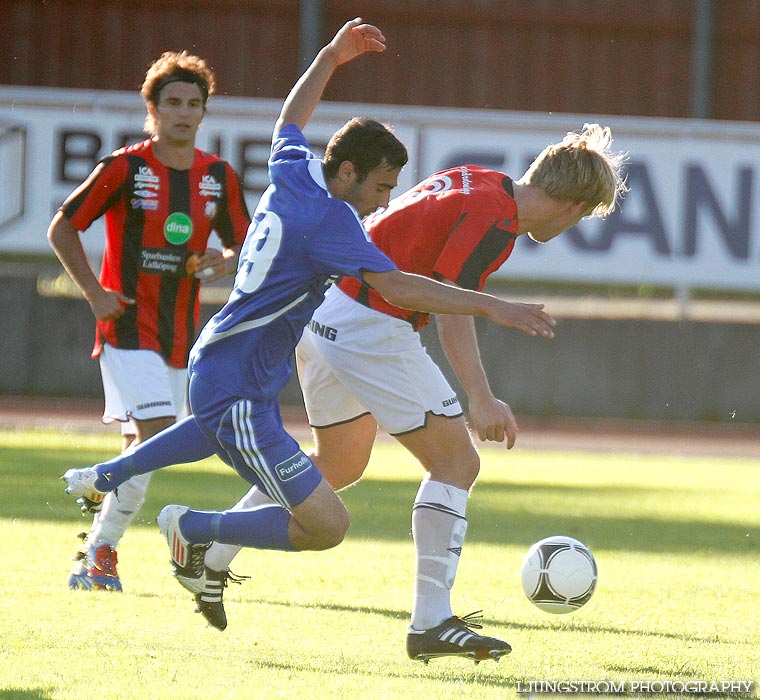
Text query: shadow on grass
0 690 54 700
243 656 520 689
5 445 759 556
237 597 734 647
342 480 760 555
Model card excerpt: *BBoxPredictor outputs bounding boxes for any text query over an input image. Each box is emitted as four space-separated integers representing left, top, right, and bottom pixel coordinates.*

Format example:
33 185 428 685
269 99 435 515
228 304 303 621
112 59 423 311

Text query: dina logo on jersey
164 212 193 245
275 452 313 482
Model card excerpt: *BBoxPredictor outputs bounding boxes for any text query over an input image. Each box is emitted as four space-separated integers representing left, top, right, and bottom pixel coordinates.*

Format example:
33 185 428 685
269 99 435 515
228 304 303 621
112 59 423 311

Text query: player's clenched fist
87 288 135 321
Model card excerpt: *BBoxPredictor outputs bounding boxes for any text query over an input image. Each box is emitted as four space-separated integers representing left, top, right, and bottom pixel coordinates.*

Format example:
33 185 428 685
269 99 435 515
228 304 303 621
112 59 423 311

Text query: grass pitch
0 427 758 700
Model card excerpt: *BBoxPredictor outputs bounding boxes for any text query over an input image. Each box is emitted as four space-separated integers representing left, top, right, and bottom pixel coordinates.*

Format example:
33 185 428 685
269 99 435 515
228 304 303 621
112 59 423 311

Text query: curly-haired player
49 50 250 591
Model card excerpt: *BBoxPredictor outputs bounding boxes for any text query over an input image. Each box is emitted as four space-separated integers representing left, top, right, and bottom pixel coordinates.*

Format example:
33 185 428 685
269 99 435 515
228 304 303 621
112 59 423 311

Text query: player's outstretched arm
364 268 556 338
275 18 386 133
436 307 519 449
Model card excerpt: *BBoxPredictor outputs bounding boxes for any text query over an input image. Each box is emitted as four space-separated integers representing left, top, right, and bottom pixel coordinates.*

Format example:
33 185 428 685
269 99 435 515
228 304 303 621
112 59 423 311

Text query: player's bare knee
320 522 348 550
322 506 351 548
427 445 480 489
301 516 349 551
294 499 350 551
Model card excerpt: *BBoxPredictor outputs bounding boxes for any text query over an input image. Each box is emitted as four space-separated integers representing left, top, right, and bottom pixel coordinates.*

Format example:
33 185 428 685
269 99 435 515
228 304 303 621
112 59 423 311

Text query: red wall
2 0 758 121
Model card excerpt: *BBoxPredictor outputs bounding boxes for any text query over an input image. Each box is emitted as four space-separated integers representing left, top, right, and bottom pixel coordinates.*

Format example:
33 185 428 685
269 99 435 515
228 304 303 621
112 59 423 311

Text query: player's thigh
128 366 188 443
99 345 182 428
189 373 322 510
167 365 190 419
132 415 176 443
304 308 462 435
296 330 369 429
394 413 479 490
310 414 378 490
339 347 461 435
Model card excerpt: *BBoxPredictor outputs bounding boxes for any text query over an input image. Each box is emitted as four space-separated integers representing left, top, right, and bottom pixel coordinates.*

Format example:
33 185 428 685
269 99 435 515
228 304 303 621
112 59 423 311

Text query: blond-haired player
200 123 627 661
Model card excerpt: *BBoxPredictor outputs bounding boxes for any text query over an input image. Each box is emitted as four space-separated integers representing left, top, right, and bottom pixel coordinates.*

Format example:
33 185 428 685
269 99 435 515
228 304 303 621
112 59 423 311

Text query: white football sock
410 479 469 631
90 472 152 547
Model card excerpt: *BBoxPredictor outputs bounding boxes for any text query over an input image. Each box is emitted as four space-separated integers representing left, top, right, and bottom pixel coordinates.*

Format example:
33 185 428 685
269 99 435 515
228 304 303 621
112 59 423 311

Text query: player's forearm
436 314 494 402
367 269 556 337
223 245 241 276
367 269 499 318
47 213 103 301
275 19 385 134
275 46 340 133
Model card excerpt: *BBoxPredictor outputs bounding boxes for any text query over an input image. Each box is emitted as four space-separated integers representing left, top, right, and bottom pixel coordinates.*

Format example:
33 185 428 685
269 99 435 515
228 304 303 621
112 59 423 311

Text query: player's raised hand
327 18 386 66
276 18 387 132
487 300 556 339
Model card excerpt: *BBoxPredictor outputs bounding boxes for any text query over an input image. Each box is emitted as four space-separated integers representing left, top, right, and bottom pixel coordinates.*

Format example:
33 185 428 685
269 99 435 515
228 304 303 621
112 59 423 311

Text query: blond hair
140 51 216 136
521 124 628 218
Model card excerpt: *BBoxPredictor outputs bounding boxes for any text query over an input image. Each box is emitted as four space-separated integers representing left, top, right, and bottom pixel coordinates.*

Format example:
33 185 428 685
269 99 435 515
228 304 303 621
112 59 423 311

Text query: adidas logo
172 532 186 567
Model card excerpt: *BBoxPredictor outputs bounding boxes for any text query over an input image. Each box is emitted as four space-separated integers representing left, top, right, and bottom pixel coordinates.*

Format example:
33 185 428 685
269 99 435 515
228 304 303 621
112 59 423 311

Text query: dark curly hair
140 51 216 136
323 117 408 182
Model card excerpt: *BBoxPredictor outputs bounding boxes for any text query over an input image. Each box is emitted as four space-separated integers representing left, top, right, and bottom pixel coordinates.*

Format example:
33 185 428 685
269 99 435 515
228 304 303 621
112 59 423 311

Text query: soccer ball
520 536 598 614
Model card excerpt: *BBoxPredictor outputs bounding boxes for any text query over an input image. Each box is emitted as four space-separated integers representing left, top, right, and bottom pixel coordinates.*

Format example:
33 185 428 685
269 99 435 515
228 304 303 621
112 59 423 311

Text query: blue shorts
189 372 322 509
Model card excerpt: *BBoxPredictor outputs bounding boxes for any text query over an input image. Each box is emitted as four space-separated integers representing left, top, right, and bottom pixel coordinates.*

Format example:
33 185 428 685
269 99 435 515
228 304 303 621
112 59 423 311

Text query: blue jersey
189 124 396 399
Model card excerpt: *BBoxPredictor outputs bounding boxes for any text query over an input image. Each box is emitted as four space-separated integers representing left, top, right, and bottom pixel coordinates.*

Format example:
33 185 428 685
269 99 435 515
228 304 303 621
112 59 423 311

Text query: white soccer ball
520 535 598 614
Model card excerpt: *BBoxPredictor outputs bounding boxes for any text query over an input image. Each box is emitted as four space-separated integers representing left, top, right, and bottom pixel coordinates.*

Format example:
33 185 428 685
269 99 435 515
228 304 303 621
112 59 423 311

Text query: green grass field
0 427 758 700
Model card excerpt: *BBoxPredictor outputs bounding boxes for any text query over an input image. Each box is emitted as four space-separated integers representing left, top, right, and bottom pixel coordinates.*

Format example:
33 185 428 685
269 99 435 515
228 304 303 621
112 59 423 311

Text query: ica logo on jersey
199 174 222 198
132 166 160 210
135 166 159 185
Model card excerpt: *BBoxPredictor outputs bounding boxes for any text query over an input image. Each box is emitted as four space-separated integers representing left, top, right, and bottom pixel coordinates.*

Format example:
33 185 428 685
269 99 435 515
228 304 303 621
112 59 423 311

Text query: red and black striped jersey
61 139 250 367
337 165 518 330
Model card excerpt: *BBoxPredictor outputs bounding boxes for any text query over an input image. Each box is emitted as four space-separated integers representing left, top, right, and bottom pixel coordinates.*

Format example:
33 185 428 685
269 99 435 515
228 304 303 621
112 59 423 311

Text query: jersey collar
307 158 329 193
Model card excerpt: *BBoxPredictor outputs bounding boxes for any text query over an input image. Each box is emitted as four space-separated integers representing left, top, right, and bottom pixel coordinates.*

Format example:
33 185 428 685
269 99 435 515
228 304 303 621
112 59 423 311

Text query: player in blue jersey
62 18 557 660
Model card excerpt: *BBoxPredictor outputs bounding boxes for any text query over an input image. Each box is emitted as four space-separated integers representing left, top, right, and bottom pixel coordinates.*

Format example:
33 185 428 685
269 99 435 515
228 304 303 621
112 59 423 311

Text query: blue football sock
180 504 296 551
177 509 223 544
94 416 216 490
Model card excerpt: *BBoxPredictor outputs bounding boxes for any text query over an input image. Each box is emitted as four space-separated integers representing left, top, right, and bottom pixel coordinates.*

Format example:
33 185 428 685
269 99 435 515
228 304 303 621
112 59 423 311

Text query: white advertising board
1 86 759 292
418 115 760 292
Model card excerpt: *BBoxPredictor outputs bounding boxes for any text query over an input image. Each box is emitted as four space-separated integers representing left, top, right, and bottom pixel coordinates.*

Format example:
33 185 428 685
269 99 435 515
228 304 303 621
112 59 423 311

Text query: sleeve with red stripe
433 200 516 291
60 156 127 232
214 162 250 247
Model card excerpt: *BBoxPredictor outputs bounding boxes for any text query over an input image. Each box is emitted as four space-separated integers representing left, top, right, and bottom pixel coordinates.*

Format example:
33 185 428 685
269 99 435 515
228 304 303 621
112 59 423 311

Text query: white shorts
296 287 462 435
99 344 189 435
